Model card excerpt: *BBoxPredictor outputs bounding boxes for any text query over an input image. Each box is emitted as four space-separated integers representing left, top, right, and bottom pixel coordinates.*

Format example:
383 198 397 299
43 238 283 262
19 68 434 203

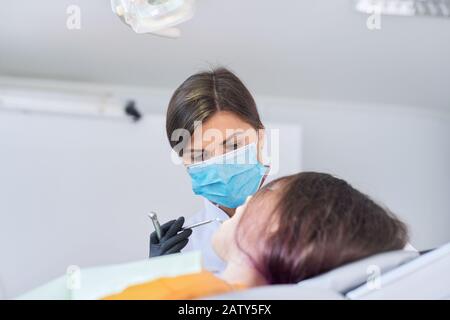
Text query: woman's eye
227 142 240 151
191 151 204 162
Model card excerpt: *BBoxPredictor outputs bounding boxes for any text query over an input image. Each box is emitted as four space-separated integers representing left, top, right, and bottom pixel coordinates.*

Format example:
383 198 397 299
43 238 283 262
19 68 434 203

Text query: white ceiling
1 0 449 109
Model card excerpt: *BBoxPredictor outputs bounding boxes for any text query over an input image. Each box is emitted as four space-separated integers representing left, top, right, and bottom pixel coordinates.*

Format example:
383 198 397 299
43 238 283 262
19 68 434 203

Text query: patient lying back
104 172 408 299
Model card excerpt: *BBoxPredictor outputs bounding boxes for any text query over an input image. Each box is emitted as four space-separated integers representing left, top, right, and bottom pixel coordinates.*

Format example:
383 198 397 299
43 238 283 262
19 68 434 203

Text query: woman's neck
220 206 236 217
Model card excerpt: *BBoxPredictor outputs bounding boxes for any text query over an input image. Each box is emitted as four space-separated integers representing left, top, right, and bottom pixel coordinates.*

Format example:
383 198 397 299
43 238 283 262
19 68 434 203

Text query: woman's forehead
200 111 254 131
250 181 283 208
262 179 286 193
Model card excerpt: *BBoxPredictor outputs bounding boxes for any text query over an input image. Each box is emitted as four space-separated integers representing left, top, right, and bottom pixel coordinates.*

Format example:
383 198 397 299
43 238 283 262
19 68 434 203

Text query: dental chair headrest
347 243 450 299
211 249 419 300
296 249 419 294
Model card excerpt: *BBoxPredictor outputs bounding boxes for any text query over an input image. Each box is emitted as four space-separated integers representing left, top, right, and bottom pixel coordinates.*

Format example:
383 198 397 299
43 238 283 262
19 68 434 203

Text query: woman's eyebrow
222 132 242 146
188 132 242 153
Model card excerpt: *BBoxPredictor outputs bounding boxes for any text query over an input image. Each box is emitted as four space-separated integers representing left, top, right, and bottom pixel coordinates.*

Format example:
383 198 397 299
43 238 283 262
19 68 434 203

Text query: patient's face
212 183 281 263
212 197 248 262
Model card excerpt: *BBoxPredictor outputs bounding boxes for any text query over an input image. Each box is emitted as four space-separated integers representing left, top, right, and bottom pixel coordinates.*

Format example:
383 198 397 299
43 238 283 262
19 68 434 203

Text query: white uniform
182 199 229 273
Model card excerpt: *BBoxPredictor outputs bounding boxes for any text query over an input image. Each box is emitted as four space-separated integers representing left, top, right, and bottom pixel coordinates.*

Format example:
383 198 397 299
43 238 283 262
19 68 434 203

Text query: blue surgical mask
187 143 267 208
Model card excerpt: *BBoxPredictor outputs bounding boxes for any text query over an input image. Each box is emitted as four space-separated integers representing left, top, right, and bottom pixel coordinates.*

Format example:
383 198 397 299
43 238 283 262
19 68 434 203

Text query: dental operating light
111 0 196 37
354 0 450 17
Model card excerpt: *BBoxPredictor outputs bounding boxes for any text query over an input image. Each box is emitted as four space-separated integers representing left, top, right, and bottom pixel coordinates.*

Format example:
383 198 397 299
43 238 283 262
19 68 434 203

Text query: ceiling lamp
354 0 450 18
111 0 196 37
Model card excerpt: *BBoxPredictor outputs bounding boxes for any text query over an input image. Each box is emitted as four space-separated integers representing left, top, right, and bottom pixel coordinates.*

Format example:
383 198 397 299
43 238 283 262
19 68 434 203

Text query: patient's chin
211 229 228 262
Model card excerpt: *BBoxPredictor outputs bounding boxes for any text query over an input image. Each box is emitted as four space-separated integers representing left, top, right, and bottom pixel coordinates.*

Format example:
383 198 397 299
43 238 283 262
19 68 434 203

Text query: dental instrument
182 218 223 230
147 212 162 241
147 213 222 240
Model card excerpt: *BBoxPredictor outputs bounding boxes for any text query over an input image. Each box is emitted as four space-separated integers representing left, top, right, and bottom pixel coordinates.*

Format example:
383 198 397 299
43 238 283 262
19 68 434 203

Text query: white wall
0 112 191 298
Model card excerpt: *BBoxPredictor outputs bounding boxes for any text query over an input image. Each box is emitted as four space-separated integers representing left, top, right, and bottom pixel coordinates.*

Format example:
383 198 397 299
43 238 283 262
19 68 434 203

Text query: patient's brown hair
236 172 409 285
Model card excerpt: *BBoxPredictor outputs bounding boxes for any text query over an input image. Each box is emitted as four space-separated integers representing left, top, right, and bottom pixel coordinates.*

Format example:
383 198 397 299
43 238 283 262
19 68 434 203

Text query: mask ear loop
257 130 271 188
258 165 271 189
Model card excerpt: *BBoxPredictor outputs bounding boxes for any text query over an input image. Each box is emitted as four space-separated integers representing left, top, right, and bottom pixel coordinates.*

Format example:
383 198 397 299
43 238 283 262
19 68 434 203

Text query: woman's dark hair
166 67 263 154
237 172 409 285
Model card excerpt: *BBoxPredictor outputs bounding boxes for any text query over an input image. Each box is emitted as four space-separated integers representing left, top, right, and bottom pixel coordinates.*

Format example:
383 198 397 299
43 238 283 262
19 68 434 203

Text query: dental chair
18 243 450 300
212 242 450 300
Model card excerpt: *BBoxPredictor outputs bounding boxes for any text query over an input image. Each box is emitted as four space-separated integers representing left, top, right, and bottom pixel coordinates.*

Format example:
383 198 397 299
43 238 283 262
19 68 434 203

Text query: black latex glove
149 216 192 258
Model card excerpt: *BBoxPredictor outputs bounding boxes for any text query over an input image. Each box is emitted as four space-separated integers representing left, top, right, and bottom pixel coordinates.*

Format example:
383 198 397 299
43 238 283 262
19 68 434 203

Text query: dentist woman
149 67 269 273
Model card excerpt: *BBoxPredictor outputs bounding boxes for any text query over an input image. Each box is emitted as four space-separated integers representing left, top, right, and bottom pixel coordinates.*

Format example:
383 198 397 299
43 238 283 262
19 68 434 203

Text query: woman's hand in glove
149 216 192 258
